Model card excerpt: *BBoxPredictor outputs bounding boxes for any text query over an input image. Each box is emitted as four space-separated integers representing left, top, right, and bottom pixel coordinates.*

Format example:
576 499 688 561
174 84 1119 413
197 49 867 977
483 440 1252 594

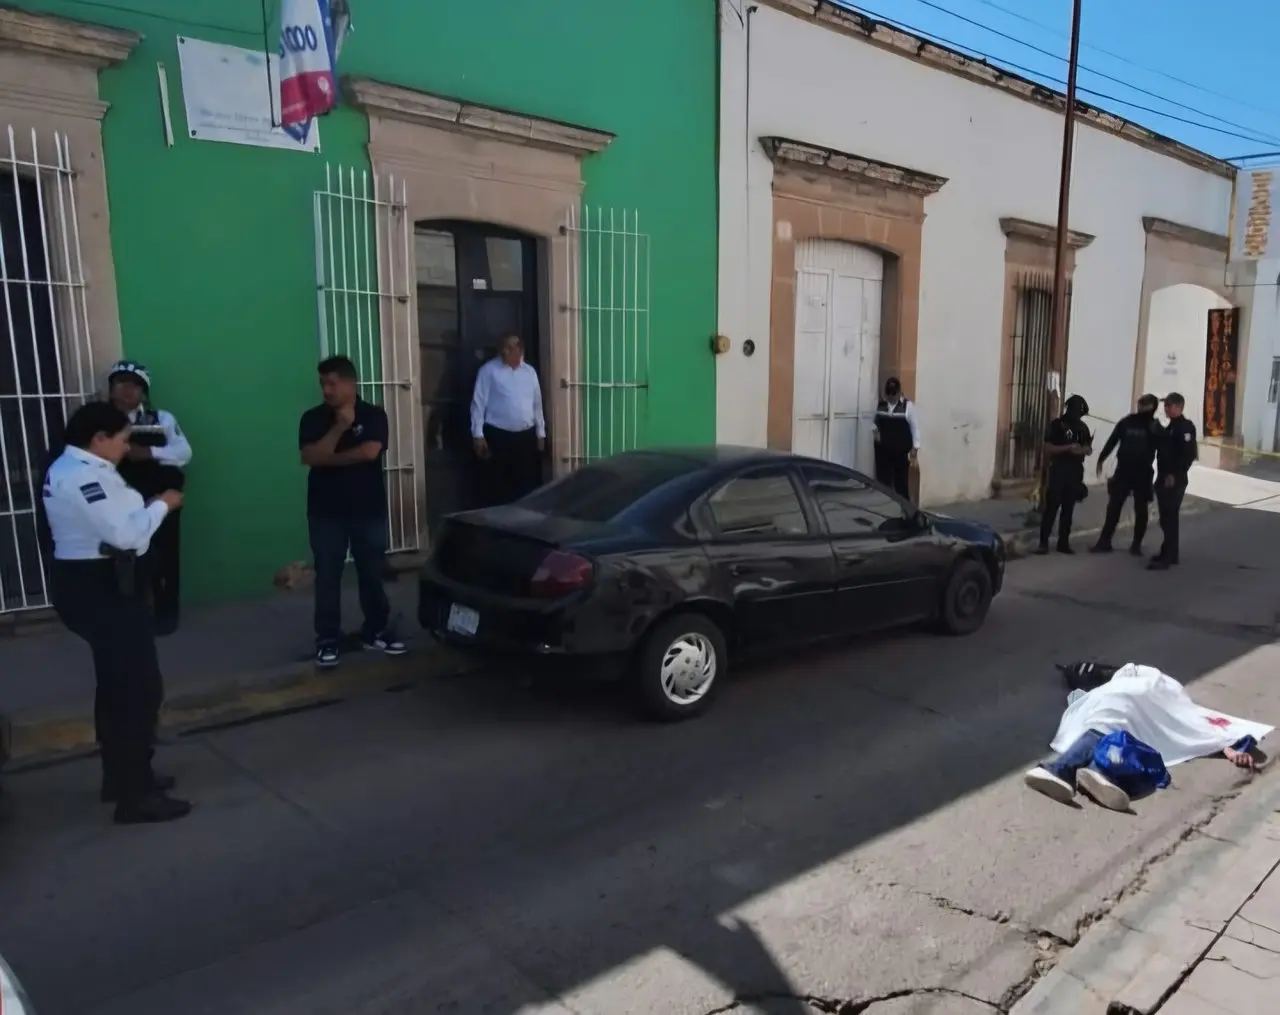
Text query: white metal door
791 241 883 473
313 164 422 553
1268 356 1280 453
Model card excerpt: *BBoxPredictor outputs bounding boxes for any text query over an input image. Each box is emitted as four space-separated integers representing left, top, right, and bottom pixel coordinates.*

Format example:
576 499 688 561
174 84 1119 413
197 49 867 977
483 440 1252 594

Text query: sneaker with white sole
1024 766 1076 804
1076 767 1131 812
364 632 407 656
315 644 340 668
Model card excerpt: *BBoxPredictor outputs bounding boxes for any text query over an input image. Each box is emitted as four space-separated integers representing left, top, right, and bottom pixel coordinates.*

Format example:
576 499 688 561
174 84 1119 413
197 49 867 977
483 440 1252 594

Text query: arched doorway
1141 283 1232 431
414 220 543 528
791 240 884 474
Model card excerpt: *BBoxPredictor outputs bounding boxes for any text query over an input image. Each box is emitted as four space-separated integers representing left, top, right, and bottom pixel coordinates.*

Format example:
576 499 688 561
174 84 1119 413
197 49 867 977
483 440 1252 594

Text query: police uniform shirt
1045 416 1092 480
43 447 171 559
1158 418 1198 479
874 398 920 454
126 406 193 467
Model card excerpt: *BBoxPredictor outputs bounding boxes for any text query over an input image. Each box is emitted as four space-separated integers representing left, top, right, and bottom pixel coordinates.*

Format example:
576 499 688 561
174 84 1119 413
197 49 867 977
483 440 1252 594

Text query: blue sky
841 0 1280 161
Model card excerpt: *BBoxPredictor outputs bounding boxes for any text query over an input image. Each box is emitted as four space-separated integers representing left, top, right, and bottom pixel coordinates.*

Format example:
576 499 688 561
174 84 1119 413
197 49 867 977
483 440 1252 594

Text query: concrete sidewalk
0 481 1217 766
1012 767 1280 1015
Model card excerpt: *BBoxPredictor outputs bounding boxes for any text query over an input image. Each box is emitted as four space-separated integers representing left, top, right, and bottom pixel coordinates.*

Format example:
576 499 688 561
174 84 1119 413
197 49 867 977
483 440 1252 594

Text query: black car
419 447 1005 720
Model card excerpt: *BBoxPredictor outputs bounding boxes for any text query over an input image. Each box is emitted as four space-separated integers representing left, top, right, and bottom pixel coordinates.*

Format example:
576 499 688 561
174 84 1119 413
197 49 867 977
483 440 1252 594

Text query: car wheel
939 558 993 636
634 613 727 721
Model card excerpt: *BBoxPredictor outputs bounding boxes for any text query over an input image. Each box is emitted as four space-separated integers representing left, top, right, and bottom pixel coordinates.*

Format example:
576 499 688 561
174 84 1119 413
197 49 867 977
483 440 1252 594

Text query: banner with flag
277 0 350 145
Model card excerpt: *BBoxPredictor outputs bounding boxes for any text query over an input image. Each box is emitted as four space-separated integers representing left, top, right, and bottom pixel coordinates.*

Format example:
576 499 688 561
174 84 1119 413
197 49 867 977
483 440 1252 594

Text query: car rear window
519 454 697 522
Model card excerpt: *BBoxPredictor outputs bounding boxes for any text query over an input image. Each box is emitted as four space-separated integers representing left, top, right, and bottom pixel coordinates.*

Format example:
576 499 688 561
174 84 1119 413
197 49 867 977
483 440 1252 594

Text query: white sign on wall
1229 166 1280 262
176 35 321 153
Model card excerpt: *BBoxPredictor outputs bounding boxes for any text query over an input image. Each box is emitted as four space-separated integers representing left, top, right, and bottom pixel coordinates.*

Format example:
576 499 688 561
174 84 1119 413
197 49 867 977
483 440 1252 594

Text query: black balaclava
884 377 902 400
1064 394 1088 419
1137 394 1159 417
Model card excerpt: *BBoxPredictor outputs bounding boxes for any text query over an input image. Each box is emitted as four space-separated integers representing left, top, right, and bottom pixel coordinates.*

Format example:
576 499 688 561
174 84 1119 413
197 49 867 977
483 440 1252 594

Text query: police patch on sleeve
1184 433 1192 442
79 481 107 504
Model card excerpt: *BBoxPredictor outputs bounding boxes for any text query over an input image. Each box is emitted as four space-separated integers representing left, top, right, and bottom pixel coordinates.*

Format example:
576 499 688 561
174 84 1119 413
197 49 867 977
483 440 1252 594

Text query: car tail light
529 550 593 598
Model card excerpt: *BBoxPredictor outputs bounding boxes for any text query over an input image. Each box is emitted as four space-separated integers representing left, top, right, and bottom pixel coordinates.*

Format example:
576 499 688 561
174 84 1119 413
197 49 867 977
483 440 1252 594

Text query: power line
845 3 1280 147
897 0 1280 146
972 0 1280 124
56 0 262 39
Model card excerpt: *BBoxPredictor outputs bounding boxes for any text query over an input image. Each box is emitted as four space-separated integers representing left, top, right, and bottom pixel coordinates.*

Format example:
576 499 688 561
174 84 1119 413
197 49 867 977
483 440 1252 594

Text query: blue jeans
1044 729 1159 802
309 514 390 646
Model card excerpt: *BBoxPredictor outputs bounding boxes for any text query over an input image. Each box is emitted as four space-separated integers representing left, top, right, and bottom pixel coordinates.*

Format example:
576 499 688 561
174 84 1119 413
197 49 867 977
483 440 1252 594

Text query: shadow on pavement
1 505 1278 1014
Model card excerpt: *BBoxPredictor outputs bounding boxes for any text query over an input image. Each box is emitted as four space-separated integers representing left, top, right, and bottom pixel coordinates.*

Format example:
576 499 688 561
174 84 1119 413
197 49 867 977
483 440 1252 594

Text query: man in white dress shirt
470 334 546 505
106 361 192 634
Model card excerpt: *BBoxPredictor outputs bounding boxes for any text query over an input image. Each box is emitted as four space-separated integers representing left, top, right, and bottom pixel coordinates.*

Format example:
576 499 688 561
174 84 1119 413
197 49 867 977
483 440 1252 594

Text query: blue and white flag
277 0 351 145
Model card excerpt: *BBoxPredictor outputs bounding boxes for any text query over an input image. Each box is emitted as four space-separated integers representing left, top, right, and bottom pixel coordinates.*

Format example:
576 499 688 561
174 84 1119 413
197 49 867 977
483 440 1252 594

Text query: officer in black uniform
106 361 193 635
1091 393 1163 555
872 376 918 500
43 401 190 824
1150 392 1198 571
1036 394 1093 555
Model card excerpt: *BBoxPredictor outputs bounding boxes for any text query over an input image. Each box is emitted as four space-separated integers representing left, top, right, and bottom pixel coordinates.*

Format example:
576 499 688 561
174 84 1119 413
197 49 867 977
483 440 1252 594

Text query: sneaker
1077 767 1131 811
315 644 340 668
364 632 407 656
114 791 192 825
1147 558 1172 572
102 771 175 804
1033 544 1050 556
1056 544 1074 555
1024 766 1076 804
1128 545 1144 557
1089 543 1113 554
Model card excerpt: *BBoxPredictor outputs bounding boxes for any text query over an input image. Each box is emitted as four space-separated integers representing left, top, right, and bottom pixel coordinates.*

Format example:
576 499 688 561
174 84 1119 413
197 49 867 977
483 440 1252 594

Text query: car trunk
431 509 610 597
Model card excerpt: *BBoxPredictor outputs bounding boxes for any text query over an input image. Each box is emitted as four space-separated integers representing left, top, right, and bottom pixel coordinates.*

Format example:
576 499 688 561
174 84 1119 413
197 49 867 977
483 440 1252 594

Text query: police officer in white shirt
470 334 546 505
42 401 191 824
106 361 192 635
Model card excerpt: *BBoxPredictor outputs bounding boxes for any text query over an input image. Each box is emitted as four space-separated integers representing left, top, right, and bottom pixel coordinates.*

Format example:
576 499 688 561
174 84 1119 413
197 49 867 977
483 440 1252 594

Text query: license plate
446 603 479 637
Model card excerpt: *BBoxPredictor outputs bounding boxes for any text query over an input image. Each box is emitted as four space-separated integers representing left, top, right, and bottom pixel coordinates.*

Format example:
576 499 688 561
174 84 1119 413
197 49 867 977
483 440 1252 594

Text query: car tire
938 557 993 636
634 613 727 722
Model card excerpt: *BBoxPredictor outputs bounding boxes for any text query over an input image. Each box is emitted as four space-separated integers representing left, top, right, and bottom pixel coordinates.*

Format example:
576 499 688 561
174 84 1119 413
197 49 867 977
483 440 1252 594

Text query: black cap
1163 392 1185 406
1064 394 1089 415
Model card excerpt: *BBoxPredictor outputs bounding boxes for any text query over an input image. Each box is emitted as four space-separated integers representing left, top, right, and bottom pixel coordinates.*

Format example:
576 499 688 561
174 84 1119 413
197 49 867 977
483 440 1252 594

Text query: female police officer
42 402 191 824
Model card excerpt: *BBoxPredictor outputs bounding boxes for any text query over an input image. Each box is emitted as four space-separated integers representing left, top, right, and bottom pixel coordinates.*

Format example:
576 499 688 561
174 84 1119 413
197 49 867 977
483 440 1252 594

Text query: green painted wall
18 0 718 605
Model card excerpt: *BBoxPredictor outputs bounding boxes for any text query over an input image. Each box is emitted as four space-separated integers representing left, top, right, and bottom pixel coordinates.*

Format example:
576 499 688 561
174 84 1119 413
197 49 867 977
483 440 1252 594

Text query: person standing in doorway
298 355 406 669
1149 392 1198 571
470 334 546 505
106 361 192 636
1036 394 1093 555
872 377 919 500
1091 394 1164 556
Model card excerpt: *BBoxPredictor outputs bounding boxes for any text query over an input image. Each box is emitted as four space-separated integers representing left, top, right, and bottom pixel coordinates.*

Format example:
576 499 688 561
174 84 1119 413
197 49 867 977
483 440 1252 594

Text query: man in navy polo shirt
298 355 406 668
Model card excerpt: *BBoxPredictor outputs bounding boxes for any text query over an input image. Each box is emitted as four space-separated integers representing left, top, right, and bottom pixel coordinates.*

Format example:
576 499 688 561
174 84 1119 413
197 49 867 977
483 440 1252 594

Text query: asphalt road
2 502 1280 1015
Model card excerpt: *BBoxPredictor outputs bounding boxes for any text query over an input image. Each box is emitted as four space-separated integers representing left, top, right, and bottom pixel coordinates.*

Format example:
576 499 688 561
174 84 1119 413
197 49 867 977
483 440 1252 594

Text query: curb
1010 773 1280 1014
5 645 473 769
1000 495 1217 560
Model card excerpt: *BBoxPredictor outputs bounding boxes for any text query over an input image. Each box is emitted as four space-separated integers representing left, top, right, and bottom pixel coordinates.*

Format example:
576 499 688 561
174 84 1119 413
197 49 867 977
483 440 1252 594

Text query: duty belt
98 542 139 597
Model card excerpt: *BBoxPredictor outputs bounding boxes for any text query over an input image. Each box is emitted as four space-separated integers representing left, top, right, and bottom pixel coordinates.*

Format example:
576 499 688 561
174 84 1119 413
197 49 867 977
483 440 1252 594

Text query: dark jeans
1098 468 1152 549
53 559 162 802
1044 728 1157 802
483 424 542 506
146 509 181 627
309 514 390 646
1155 476 1187 563
874 445 911 500
1039 474 1080 549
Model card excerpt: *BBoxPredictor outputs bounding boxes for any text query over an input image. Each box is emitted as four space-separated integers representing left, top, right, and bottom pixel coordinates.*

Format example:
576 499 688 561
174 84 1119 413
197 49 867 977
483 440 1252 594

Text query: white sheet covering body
1050 664 1273 767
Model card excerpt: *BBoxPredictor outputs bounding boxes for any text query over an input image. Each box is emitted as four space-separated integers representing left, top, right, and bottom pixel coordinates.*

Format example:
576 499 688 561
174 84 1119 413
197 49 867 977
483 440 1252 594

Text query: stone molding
761 136 947 196
1142 216 1230 254
999 216 1095 250
0 8 139 67
344 77 614 156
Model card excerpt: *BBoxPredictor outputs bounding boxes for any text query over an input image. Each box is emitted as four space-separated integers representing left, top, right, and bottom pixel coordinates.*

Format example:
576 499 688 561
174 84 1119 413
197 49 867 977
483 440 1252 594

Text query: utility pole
1035 0 1083 519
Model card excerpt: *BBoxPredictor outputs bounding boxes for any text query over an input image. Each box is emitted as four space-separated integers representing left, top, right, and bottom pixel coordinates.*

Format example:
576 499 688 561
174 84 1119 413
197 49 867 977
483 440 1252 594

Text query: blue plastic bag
1092 730 1171 799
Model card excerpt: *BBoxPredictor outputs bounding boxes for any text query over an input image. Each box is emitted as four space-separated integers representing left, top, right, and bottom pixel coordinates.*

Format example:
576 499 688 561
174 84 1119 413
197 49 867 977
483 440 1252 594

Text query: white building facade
716 0 1239 505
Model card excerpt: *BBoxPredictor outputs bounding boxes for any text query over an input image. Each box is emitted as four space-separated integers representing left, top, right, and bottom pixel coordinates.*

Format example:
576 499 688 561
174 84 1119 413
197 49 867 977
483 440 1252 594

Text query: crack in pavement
703 986 1000 1013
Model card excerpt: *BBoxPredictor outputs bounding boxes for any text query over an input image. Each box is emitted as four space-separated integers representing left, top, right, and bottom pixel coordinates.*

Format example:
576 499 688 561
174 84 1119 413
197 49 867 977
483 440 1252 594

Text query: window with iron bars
1001 270 1070 482
1 126 96 614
